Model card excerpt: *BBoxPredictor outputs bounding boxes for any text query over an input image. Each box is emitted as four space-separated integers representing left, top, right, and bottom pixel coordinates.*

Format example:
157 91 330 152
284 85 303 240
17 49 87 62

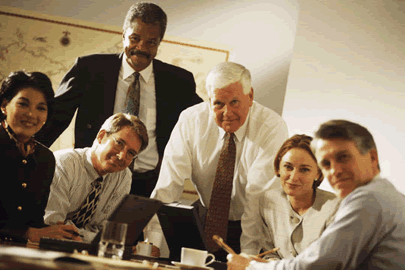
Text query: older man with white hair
145 62 288 260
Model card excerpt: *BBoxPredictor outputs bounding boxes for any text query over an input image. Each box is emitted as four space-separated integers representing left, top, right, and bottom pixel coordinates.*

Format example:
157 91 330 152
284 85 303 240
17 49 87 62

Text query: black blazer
0 126 55 242
36 53 202 155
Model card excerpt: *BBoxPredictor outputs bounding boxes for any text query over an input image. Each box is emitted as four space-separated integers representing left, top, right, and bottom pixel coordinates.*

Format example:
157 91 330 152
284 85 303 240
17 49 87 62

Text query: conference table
0 240 227 270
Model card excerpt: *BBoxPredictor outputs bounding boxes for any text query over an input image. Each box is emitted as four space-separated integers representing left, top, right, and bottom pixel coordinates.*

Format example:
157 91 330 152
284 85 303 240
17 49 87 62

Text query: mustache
130 50 151 59
112 156 126 167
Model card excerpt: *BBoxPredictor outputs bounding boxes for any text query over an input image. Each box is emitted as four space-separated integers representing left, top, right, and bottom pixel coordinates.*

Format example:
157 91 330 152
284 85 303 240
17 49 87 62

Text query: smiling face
279 148 321 199
1 88 48 143
209 81 253 133
314 138 379 198
92 126 142 176
122 18 161 72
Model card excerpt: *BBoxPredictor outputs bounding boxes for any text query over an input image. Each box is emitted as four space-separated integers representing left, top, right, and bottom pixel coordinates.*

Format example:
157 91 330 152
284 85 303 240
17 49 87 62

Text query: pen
257 247 280 258
68 230 84 238
63 220 84 238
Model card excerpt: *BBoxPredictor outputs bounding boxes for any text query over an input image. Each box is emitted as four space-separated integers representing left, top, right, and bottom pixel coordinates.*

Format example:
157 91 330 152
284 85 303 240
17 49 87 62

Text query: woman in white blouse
257 134 340 260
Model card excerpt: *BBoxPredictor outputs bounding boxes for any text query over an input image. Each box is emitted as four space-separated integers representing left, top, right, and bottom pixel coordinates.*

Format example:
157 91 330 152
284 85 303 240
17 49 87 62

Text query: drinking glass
98 221 127 260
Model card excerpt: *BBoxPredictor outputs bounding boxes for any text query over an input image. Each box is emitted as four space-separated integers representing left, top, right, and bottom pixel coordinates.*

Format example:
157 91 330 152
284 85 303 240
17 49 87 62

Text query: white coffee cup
181 247 215 267
137 241 153 256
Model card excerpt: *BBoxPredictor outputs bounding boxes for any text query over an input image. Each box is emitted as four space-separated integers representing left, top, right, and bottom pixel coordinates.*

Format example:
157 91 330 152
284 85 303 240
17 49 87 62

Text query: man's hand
151 245 160 257
26 224 82 242
227 254 252 270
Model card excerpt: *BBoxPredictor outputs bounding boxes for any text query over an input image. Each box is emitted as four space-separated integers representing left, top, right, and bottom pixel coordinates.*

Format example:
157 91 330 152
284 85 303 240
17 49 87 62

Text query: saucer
172 261 214 270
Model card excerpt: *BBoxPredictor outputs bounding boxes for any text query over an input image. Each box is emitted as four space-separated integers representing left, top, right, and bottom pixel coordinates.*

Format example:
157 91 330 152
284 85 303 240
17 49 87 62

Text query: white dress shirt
145 101 288 253
44 148 131 242
114 56 158 172
246 175 405 270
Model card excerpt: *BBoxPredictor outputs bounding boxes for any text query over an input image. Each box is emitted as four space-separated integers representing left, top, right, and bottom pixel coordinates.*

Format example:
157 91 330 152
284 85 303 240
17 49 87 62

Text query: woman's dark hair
0 71 54 120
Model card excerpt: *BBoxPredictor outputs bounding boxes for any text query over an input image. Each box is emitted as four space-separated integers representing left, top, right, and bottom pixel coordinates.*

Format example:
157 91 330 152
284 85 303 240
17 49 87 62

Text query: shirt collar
217 107 251 143
85 147 105 182
373 173 381 180
122 55 154 83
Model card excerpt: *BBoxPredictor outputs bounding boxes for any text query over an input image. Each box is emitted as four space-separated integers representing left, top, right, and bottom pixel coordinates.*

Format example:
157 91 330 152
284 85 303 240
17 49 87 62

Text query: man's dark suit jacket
35 53 202 196
37 53 202 152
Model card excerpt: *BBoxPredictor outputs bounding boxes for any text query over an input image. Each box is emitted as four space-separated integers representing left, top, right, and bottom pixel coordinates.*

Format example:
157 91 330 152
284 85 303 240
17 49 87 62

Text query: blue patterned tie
204 133 236 252
124 72 140 117
70 177 103 228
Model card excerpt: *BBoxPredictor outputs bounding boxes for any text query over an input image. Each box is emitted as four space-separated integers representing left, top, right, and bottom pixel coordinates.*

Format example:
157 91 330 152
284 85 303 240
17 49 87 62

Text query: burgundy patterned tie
70 177 103 228
204 133 236 252
124 72 140 117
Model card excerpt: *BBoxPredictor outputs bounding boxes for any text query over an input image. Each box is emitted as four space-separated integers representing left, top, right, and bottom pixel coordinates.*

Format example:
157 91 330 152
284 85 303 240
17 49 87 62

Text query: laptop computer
156 202 207 261
40 195 163 258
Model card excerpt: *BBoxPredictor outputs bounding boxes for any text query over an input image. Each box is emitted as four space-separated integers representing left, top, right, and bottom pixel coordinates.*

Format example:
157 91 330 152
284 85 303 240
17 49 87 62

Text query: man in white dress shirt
45 113 148 242
145 62 289 260
227 119 405 270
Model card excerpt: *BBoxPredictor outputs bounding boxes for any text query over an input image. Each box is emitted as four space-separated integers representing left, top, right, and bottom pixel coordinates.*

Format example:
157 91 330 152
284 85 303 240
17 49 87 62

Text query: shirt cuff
144 230 164 249
246 260 259 270
79 228 98 243
246 259 274 270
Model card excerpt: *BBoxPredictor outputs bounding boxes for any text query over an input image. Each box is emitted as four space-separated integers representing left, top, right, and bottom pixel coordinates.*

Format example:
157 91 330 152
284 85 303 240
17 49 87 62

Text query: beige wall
1 0 299 115
5 0 402 195
284 0 405 194
1 1 299 210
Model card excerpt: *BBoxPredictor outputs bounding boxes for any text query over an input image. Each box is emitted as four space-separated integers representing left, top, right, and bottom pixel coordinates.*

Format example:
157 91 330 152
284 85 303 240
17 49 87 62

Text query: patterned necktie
204 133 236 252
124 72 140 117
70 177 103 228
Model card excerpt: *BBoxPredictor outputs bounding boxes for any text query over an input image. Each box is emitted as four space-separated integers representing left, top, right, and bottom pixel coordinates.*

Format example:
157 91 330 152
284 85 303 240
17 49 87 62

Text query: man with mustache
227 120 405 270
44 113 148 241
36 2 202 198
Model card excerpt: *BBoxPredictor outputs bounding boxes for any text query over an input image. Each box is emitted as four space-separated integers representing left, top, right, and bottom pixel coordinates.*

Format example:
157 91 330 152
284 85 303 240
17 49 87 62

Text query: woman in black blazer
0 71 81 243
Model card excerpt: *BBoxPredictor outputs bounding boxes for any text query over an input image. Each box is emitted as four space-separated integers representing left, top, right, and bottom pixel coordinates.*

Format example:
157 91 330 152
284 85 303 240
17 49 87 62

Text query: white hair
205 62 252 97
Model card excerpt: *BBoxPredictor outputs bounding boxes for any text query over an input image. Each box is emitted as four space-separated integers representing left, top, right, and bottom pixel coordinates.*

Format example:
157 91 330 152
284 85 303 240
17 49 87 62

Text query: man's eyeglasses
111 135 138 160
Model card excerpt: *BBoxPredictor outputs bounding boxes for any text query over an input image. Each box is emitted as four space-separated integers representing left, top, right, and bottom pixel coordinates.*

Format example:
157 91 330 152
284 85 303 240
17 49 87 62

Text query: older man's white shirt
145 101 288 255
